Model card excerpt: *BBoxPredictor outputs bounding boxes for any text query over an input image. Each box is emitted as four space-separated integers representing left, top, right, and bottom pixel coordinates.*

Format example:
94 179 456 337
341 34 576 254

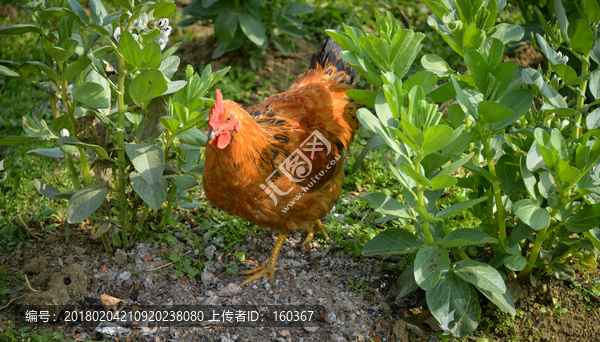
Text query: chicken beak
207 129 221 143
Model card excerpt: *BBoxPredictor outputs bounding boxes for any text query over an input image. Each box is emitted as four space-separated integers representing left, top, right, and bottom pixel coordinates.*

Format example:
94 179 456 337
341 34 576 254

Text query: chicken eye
227 117 231 121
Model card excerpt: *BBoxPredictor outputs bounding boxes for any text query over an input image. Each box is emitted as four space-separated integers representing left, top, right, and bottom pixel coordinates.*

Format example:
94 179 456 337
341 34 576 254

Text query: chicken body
203 34 358 285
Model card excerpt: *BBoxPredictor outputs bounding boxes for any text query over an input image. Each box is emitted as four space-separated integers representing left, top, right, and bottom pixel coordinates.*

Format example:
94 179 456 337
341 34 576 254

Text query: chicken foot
240 231 289 286
301 219 330 253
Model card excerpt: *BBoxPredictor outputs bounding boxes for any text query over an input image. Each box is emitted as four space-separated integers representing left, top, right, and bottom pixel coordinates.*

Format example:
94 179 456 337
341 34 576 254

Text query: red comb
214 89 223 114
209 89 224 129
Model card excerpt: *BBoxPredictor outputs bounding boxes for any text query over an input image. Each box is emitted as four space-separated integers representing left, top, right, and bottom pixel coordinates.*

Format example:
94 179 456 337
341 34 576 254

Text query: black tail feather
310 26 355 85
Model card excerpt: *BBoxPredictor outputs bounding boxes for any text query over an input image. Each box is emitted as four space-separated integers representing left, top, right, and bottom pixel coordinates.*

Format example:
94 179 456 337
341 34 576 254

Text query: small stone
73 247 86 255
220 336 234 342
99 265 108 273
166 273 177 281
178 275 190 282
143 255 152 262
51 247 64 257
218 283 242 297
202 271 216 285
304 326 318 332
113 249 127 265
205 245 217 258
280 330 290 337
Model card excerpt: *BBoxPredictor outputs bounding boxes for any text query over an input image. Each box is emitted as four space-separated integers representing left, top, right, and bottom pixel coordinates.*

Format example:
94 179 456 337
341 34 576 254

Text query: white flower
56 102 65 112
557 51 569 63
67 84 73 102
153 26 172 50
113 27 121 42
157 18 169 28
61 129 70 137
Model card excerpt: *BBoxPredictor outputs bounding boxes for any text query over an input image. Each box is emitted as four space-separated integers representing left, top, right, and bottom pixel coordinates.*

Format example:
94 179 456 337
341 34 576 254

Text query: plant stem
100 232 113 255
573 52 591 140
415 157 435 246
117 55 129 248
480 127 507 249
158 186 178 230
516 0 533 22
517 207 561 280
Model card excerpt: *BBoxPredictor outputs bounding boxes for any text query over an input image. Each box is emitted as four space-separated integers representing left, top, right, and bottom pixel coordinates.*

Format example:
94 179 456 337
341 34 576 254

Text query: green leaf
478 286 516 316
361 228 425 256
67 0 90 25
27 148 64 159
0 24 42 35
426 270 472 334
489 23 524 44
281 2 314 14
142 41 162 67
554 64 583 86
439 227 497 247
491 61 519 99
520 157 542 204
214 10 238 45
160 116 180 133
396 264 419 299
401 163 431 186
34 179 68 201
73 82 109 109
130 171 167 210
422 125 464 156
125 143 164 185
430 174 457 190
238 12 266 46
555 159 580 183
550 264 576 281
137 98 167 142
165 174 197 190
346 89 377 108
129 70 168 105
65 58 91 80
403 70 437 93
554 0 569 45
534 128 556 169
151 2 176 17
503 255 527 271
465 50 491 94
436 196 489 220
67 185 107 223
565 204 600 232
415 246 450 291
582 0 600 23
361 193 414 219
339 51 382 87
89 0 108 26
477 101 515 123
567 19 593 54
120 31 142 67
454 260 506 294
480 37 504 70
357 108 401 154
177 128 207 146
0 136 38 145
421 54 452 77
62 136 108 157
513 199 550 231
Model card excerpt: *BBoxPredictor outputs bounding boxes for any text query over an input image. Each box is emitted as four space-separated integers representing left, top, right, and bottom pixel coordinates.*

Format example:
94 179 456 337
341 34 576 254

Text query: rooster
203 31 359 286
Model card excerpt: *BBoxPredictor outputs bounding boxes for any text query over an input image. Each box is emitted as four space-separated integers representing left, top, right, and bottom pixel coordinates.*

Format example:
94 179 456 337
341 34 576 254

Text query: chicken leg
241 231 289 286
301 219 330 253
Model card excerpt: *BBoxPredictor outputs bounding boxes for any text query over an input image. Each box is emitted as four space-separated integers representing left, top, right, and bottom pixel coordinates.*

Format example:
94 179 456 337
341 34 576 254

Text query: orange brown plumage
203 30 359 286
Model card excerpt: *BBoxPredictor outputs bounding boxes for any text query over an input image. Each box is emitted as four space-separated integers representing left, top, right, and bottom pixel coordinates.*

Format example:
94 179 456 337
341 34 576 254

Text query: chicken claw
241 231 289 286
301 219 330 253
